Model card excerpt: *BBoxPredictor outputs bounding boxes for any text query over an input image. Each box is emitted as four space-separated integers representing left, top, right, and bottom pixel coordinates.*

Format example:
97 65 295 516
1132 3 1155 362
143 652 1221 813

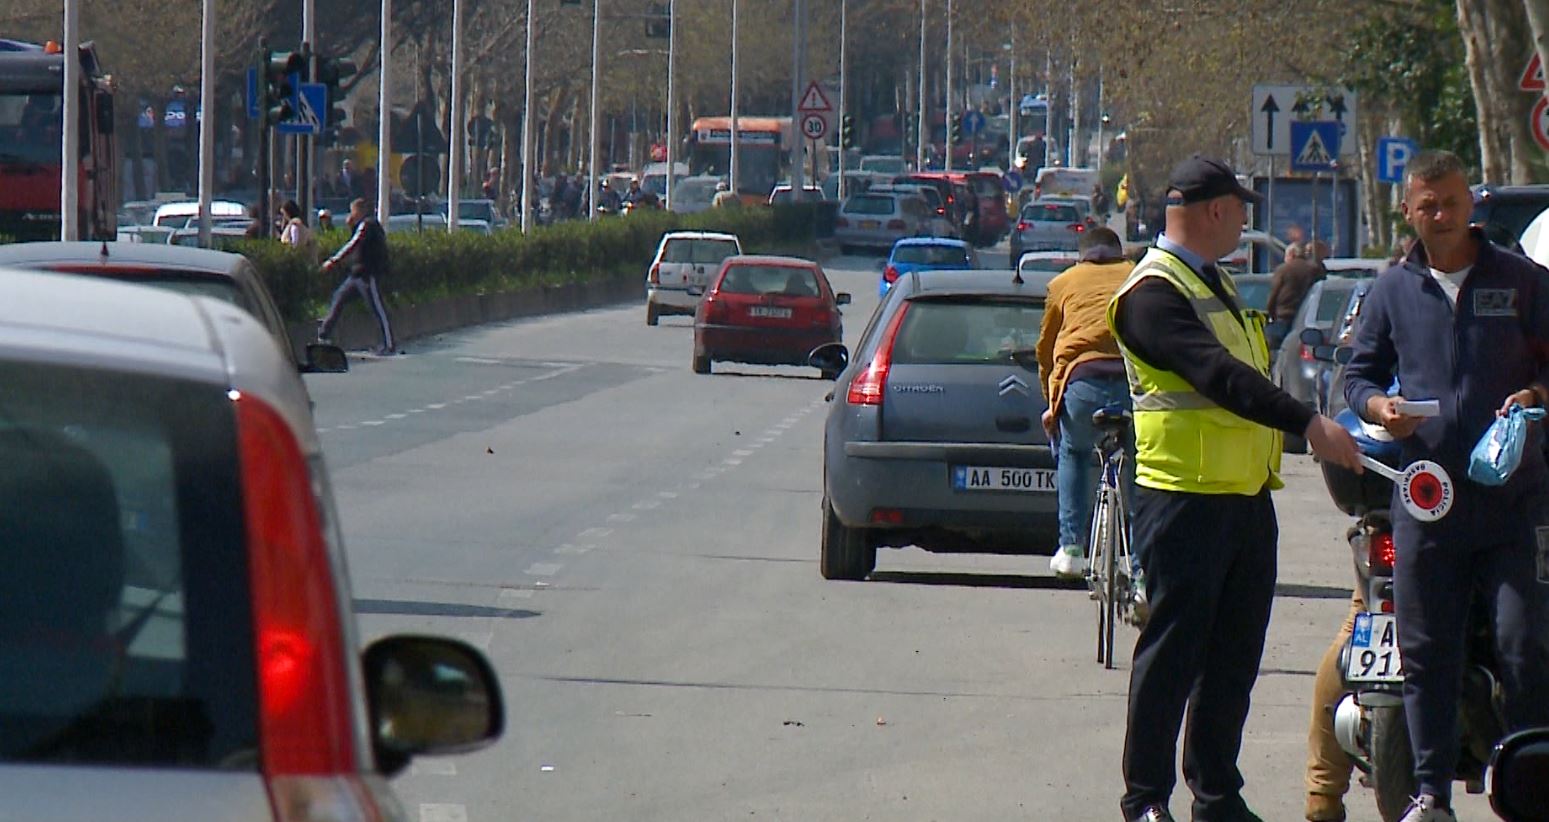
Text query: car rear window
44 265 253 316
894 245 970 266
663 239 739 265
844 195 895 216
1316 284 1357 324
718 265 822 297
0 361 258 769
1025 204 1079 223
891 299 1045 365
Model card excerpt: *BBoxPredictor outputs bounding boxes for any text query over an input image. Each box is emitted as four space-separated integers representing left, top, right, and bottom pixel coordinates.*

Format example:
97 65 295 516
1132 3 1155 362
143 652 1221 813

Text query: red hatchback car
691 255 850 377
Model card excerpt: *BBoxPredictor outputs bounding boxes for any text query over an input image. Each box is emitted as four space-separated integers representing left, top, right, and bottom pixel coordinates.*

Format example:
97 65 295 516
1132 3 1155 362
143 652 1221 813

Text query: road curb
287 275 645 352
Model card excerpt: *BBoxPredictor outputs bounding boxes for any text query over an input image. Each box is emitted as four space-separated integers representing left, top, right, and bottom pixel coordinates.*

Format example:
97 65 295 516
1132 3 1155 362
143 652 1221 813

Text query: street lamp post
790 0 804 197
837 0 847 201
943 0 953 173
588 0 600 222
729 0 739 197
198 0 215 248
377 0 392 223
916 0 926 172
664 0 676 210
447 0 464 230
60 0 79 240
1006 36 1016 173
521 0 535 233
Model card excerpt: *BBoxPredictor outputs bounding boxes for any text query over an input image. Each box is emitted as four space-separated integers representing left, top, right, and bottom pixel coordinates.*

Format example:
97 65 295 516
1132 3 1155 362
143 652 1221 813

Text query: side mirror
835 292 852 306
1489 728 1549 821
1311 344 1340 363
302 343 349 373
363 636 504 777
1334 345 1355 365
808 342 849 376
686 284 706 297
1299 327 1326 347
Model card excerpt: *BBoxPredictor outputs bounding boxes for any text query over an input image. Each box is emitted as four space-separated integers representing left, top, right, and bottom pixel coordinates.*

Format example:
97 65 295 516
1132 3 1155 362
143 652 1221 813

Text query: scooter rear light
1369 531 1396 572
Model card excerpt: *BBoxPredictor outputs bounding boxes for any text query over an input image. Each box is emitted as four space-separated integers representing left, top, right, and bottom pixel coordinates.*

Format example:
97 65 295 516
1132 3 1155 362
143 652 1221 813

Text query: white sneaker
1050 546 1088 579
1398 795 1456 822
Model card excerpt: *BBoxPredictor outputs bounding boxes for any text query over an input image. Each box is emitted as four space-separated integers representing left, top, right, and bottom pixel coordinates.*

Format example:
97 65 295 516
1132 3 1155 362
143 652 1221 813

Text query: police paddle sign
1359 454 1455 521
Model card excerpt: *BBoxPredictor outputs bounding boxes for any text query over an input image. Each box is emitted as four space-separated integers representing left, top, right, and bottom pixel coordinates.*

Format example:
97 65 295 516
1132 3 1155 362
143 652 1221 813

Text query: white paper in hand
1395 399 1440 417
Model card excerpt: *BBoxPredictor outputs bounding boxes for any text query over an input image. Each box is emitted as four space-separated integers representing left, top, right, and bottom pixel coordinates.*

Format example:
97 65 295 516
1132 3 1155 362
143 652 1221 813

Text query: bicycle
1086 403 1141 669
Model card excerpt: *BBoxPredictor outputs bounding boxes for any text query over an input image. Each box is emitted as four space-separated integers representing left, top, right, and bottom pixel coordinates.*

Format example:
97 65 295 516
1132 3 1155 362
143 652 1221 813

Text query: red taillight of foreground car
883 264 900 283
847 302 911 406
648 264 661 285
869 508 905 524
234 391 383 821
1369 530 1396 573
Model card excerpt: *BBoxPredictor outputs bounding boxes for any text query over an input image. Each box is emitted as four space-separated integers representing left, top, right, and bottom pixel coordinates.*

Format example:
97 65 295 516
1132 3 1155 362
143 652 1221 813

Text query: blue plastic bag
1468 403 1547 486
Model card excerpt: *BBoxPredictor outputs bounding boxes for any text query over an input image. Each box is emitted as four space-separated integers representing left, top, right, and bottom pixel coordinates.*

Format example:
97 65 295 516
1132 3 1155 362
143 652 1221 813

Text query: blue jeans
1056 375 1135 550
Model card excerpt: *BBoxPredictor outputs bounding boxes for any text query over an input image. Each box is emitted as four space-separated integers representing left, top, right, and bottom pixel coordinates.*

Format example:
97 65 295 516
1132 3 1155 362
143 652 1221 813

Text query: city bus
685 116 793 204
0 39 117 241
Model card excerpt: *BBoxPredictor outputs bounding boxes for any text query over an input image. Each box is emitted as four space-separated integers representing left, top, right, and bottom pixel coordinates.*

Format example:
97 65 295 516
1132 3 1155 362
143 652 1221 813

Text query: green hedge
240 204 825 322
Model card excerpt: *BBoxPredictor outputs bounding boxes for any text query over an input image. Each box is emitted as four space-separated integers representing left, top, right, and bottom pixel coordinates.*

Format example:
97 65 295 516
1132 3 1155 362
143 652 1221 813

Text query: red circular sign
1408 471 1444 510
1532 96 1549 153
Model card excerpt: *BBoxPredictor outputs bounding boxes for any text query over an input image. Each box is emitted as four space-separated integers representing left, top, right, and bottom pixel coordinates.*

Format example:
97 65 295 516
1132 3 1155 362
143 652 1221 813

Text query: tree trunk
1524 0 1549 100
1456 0 1541 182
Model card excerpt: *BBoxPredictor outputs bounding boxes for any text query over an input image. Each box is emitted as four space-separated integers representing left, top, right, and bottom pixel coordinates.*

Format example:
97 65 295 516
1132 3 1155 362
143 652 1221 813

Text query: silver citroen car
0 269 502 820
812 268 1060 580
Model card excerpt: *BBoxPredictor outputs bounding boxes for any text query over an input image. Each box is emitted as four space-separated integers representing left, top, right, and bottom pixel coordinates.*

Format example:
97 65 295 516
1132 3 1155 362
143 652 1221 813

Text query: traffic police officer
1108 156 1362 822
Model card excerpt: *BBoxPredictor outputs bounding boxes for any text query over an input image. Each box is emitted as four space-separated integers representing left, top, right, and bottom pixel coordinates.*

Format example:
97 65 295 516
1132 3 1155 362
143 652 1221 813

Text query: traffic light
316 55 357 145
950 114 963 145
840 114 856 149
262 49 305 126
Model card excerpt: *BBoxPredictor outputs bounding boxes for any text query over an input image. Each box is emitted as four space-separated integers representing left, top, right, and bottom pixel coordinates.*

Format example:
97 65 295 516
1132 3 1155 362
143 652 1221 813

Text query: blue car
879 237 979 295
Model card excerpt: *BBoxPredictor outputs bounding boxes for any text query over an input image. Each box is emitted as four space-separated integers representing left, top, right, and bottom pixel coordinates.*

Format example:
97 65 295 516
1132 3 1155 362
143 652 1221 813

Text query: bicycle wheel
1100 485 1120 669
1087 488 1110 664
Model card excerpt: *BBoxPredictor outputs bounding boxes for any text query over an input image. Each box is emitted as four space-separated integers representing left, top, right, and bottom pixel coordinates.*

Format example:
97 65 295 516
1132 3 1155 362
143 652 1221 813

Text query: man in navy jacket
1343 150 1549 822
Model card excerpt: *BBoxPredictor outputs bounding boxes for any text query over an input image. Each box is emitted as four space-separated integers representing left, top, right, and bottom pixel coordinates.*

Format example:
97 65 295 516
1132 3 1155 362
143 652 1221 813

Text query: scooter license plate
1346 612 1404 683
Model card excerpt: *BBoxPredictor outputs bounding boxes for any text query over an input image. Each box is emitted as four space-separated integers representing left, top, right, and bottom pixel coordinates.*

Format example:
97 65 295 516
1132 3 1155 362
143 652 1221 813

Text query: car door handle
996 415 1031 433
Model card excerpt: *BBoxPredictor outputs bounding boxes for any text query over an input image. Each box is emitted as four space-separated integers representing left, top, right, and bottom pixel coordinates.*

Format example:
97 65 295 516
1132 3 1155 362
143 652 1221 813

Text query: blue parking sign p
1377 137 1418 185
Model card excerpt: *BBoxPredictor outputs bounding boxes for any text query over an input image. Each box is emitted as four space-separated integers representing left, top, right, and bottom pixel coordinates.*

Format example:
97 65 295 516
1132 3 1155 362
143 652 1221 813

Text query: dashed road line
606 512 638 522
577 527 614 539
525 561 563 577
632 500 661 510
361 420 386 427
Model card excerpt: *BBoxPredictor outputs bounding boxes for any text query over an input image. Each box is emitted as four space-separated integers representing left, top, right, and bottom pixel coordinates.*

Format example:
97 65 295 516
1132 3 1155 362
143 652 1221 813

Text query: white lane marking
658 491 679 499
578 527 614 539
555 543 592 555
427 403 448 410
541 361 571 368
482 389 500 396
463 394 484 401
455 356 503 365
410 759 458 776
385 413 407 420
499 588 534 601
733 449 754 457
606 512 637 522
407 408 426 414
632 500 661 510
723 458 742 466
526 562 563 577
335 424 357 430
419 804 467 822
316 428 332 434
360 420 386 427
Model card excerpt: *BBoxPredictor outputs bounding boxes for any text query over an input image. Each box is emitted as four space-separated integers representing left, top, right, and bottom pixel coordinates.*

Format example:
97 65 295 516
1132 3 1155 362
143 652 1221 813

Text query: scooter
1320 408 1506 821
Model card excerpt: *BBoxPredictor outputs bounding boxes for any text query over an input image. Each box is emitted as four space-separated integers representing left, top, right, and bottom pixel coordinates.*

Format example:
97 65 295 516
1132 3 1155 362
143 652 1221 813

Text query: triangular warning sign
1521 54 1545 92
1297 130 1332 166
797 82 832 113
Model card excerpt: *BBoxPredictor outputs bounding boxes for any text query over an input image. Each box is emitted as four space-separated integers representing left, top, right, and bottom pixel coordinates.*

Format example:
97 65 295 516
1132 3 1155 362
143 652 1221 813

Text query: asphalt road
305 247 1492 821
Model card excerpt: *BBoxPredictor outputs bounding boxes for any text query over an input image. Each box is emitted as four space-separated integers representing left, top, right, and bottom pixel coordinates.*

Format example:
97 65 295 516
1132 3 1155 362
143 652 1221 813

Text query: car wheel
820 497 875 580
692 352 711 374
646 303 660 326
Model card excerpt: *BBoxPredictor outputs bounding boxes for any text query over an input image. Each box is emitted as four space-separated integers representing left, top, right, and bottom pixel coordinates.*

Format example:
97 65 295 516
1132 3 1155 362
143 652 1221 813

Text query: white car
646 231 743 325
834 191 933 253
152 200 248 228
669 175 722 214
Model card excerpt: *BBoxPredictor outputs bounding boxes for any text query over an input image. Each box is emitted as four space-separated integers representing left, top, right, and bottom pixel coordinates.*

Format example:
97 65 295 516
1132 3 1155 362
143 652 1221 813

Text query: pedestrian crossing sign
1290 121 1341 172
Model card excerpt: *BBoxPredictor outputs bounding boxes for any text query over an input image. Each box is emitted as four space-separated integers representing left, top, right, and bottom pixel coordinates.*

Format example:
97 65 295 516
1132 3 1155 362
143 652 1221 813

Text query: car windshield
1235 280 1271 312
0 361 257 768
663 239 739 264
0 91 64 165
843 195 895 215
1025 204 1079 223
718 265 821 297
893 245 970 266
891 299 1046 365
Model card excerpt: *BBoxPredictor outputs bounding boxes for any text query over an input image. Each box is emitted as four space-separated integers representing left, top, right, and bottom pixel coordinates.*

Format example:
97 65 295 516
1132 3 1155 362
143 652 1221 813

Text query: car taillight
1016 221 1029 231
887 219 906 230
836 216 849 228
1068 223 1085 233
883 264 900 283
648 264 661 285
234 392 380 821
1369 531 1396 573
936 206 946 216
847 302 910 405
1300 344 1315 362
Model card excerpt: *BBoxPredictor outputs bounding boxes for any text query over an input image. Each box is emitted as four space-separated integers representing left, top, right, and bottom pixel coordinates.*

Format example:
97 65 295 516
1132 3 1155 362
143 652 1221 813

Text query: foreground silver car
0 270 502 820
813 268 1059 580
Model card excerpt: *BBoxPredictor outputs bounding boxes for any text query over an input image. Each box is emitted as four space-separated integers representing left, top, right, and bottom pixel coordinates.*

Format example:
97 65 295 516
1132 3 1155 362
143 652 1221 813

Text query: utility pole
790 0 805 197
61 0 80 240
521 0 535 233
729 0 740 197
837 0 847 200
377 0 393 223
1007 33 1016 172
447 0 464 229
198 0 215 248
916 0 926 172
302 0 316 222
588 0 601 221
943 0 953 173
665 0 677 210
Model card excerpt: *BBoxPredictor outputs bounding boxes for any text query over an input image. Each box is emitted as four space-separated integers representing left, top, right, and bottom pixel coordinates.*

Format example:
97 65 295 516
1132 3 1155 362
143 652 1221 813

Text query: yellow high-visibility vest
1106 248 1283 495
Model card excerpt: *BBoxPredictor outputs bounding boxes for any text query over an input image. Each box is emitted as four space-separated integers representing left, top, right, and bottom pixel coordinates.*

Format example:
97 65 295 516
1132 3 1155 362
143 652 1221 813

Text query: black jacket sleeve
1114 279 1315 435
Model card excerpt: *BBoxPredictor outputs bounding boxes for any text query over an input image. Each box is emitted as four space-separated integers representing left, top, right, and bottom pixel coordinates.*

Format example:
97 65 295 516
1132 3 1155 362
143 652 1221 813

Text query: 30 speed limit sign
801 113 828 141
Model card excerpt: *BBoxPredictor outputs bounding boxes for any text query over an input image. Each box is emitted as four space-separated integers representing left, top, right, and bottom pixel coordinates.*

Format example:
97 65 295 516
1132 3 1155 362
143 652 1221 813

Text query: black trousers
1121 487 1277 821
319 273 394 351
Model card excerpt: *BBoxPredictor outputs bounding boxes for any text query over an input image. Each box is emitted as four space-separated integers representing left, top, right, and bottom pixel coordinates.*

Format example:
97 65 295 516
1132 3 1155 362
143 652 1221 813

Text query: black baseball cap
1166 155 1264 205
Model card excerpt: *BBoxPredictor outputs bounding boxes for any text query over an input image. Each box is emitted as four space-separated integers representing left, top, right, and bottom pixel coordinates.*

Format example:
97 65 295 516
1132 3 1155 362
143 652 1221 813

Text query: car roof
662 231 739 241
901 268 1055 298
724 254 818 268
0 241 249 276
0 267 317 451
894 237 968 248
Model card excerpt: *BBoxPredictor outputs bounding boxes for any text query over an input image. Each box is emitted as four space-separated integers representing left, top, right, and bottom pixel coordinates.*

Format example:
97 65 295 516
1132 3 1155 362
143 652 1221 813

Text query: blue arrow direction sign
276 81 326 136
1377 136 1418 184
962 110 986 137
1290 121 1340 172
246 67 259 120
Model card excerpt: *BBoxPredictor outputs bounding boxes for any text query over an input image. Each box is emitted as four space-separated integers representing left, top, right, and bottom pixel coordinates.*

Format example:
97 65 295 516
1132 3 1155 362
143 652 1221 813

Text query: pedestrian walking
277 200 315 256
1342 150 1549 822
1034 226 1137 580
1108 155 1362 822
712 181 740 209
317 199 395 356
1264 243 1326 351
